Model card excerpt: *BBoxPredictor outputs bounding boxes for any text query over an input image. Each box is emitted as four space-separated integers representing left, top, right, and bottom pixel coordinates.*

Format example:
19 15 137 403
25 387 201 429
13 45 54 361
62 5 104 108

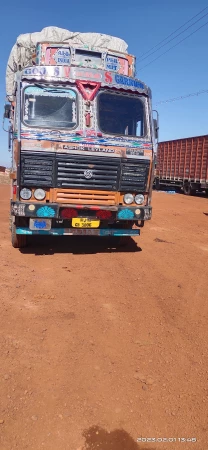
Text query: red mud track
0 184 207 450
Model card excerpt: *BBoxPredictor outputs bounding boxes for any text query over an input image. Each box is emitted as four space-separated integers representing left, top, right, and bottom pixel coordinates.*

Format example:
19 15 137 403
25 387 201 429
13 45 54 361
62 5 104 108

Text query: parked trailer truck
4 27 158 248
155 135 208 195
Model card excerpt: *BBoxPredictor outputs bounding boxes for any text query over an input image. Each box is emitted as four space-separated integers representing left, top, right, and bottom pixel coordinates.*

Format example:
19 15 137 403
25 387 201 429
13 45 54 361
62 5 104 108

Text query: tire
183 183 196 196
155 178 160 190
183 183 191 196
11 223 27 248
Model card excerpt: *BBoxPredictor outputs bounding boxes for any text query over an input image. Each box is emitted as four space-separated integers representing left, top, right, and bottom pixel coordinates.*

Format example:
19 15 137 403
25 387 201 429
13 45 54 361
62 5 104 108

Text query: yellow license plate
72 218 100 228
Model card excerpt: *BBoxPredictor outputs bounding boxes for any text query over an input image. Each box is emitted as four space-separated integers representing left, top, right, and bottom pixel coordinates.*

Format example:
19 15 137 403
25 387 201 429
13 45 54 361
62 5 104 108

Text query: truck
4 26 158 248
155 135 208 195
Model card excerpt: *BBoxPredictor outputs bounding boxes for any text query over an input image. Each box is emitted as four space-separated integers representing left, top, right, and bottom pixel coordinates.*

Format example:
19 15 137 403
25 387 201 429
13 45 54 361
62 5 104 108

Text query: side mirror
152 110 159 141
4 103 11 119
153 118 159 140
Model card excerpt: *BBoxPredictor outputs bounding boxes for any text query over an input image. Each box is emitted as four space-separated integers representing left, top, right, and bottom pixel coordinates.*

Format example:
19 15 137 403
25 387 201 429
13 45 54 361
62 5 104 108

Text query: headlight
135 194 144 205
20 188 32 200
34 188 46 200
124 193 134 205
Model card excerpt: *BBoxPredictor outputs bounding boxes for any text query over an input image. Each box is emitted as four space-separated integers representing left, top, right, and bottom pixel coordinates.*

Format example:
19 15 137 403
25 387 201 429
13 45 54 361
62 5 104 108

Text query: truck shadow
20 236 142 256
81 425 156 450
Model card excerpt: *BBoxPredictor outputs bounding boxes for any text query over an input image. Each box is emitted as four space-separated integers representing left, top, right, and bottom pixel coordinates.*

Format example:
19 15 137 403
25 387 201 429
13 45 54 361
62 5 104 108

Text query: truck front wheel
155 178 160 190
11 223 27 248
183 183 196 196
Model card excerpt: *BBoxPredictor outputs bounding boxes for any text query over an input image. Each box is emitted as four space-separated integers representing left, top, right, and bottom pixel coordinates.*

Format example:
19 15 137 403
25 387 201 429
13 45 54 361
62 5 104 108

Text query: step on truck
4 26 158 248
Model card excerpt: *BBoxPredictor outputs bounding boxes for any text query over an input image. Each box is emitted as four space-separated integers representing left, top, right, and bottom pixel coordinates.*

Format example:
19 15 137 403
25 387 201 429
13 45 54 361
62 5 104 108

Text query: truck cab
4 28 157 248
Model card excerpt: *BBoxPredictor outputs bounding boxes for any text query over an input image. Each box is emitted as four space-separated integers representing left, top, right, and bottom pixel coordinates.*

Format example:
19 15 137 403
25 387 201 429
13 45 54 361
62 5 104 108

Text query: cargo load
6 26 128 100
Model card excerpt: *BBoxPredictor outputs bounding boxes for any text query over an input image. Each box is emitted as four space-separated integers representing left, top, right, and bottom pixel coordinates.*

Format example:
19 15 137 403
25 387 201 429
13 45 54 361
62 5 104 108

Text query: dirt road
0 184 207 450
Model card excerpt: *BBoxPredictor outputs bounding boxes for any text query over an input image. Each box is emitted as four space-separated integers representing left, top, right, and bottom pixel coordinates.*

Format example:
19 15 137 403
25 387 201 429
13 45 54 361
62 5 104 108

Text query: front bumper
16 227 140 237
11 202 152 221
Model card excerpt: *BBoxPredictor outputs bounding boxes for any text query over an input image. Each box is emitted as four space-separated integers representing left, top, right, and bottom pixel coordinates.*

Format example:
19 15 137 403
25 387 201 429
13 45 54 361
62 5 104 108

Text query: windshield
98 92 146 137
23 86 77 129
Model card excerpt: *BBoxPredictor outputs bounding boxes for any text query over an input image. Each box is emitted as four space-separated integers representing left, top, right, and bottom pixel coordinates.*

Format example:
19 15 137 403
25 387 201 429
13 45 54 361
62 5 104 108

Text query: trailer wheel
183 183 196 196
11 223 27 248
155 178 160 190
183 183 192 195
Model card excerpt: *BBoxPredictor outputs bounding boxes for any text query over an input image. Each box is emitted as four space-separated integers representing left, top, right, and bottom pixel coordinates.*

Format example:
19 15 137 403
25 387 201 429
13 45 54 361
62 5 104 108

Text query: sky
0 0 208 165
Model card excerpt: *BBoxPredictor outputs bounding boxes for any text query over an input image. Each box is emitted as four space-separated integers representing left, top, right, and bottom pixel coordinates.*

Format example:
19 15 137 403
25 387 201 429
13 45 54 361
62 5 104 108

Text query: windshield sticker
24 86 76 99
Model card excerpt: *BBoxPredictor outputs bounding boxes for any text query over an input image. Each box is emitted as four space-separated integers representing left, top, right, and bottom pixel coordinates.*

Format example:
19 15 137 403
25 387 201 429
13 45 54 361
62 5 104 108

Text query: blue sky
0 0 208 165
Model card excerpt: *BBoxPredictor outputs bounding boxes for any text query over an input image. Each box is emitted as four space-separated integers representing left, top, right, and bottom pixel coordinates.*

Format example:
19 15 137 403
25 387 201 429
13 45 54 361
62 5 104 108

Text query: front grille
55 189 117 205
56 154 119 190
120 159 150 192
20 151 150 192
21 152 55 187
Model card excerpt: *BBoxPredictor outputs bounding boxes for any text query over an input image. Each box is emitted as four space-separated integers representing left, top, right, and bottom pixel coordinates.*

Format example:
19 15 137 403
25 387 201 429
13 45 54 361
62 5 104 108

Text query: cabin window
98 92 146 137
23 86 77 129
